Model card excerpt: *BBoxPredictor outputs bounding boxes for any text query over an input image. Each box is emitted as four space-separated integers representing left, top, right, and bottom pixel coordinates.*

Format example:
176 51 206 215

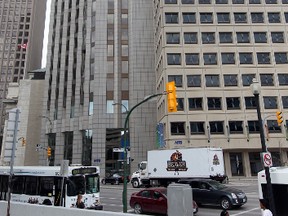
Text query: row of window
168 74 288 88
167 52 288 65
165 0 288 4
165 12 288 24
166 32 286 45
175 96 288 111
171 120 286 135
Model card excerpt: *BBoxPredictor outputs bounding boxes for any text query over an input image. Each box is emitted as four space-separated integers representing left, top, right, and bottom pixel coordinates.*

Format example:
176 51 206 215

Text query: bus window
86 175 99 194
39 177 54 196
67 176 85 196
0 176 8 200
25 176 38 195
11 176 24 194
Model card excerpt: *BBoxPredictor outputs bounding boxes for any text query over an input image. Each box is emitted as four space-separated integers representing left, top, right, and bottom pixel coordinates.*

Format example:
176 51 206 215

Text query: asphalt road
100 179 261 216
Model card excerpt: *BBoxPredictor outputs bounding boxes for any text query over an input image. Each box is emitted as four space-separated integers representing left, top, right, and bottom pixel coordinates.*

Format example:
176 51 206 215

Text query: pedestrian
259 199 273 216
220 209 229 216
76 194 85 209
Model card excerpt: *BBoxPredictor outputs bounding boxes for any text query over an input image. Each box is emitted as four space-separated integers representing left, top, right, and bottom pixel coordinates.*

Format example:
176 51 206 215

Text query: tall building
40 0 155 175
0 0 46 149
156 0 288 177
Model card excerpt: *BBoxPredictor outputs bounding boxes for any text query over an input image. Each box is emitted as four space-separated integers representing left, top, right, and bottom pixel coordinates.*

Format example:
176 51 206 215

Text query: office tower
0 0 46 148
40 0 155 175
157 0 288 177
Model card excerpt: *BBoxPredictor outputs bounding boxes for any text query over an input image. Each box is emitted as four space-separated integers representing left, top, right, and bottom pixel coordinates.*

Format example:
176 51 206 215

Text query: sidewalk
228 176 258 183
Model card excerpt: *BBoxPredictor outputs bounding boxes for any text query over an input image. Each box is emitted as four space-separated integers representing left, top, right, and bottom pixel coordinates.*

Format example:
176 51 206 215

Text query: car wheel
101 179 106 185
132 179 140 188
220 197 231 210
115 179 119 185
134 203 143 214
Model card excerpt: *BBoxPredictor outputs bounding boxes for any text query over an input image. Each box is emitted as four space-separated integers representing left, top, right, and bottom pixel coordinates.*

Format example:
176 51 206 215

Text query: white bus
258 166 288 216
0 165 100 209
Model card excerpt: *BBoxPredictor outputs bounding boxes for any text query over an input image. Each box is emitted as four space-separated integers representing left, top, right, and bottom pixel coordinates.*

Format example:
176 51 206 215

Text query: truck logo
213 154 220 165
166 150 188 174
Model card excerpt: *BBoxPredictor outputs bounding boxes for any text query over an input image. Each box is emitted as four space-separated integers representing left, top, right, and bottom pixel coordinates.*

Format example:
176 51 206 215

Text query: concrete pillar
242 151 251 177
167 183 193 216
223 151 232 178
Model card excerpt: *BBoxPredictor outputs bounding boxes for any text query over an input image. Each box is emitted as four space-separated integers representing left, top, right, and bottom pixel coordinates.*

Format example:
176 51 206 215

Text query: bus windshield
67 176 85 196
86 174 99 194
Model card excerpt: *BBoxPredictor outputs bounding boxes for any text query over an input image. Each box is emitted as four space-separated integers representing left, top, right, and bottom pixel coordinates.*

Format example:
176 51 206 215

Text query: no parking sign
261 152 273 167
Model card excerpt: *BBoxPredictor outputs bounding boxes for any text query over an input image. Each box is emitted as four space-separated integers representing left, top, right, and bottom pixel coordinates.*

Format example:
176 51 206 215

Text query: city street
100 178 261 216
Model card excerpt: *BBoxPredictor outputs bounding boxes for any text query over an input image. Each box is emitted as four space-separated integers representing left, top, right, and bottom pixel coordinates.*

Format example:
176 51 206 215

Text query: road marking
231 207 259 215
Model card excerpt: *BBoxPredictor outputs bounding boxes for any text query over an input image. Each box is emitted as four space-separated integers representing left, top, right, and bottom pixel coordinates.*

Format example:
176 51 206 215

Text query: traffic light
276 111 283 126
47 147 52 157
166 81 178 112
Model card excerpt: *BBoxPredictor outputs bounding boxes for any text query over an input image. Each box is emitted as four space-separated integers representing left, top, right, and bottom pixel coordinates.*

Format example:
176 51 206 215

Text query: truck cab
131 161 148 188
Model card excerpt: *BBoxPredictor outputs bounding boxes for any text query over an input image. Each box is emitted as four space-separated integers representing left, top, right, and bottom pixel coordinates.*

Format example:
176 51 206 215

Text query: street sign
261 152 273 167
113 148 125 152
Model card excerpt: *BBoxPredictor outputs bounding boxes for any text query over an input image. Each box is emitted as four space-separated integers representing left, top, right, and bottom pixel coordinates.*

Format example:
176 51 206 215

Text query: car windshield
208 180 226 190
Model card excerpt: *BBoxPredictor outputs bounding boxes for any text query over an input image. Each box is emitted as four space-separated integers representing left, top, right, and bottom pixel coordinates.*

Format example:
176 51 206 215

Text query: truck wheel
220 197 231 210
134 203 143 214
132 179 140 188
101 179 106 185
115 179 119 185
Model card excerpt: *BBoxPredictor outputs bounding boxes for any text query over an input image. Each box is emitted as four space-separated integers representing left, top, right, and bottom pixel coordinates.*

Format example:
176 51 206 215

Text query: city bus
258 166 288 216
0 165 100 209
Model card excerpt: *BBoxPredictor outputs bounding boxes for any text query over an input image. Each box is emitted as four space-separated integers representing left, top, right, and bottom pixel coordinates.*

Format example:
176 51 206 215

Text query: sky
41 0 51 68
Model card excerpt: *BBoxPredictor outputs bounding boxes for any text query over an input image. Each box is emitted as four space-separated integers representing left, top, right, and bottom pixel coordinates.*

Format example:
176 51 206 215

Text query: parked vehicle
101 173 129 185
129 187 198 215
178 179 247 209
131 147 226 188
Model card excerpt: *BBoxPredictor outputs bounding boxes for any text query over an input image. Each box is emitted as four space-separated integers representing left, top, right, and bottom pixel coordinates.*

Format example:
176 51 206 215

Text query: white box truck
131 147 226 188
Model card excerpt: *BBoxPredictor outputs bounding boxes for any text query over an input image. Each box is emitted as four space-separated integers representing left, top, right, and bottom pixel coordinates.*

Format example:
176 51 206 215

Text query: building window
216 0 228 3
209 121 224 134
251 12 264 23
248 120 260 133
165 13 179 24
219 32 233 43
190 122 205 134
203 53 217 65
282 96 288 108
233 0 245 3
200 13 213 23
64 132 73 164
221 53 235 64
167 53 181 65
267 120 282 133
268 12 281 23
182 13 196 24
239 52 253 64
234 13 247 23
207 97 222 110
254 32 267 43
285 12 288 22
171 122 185 135
188 98 203 110
165 0 178 3
271 32 284 43
242 74 255 86
260 74 274 86
185 53 199 65
265 0 277 3
187 75 201 87
257 52 271 64
184 32 198 44
249 0 261 3
275 52 288 64
278 74 288 85
284 0 288 3
229 121 243 134
89 92 93 115
168 75 183 87
224 75 238 86
166 33 180 44
263 96 278 109
82 129 92 166
217 13 230 23
245 97 257 109
177 98 184 111
205 75 220 87
199 0 211 3
182 0 194 3
202 32 215 44
236 32 250 43
226 97 241 109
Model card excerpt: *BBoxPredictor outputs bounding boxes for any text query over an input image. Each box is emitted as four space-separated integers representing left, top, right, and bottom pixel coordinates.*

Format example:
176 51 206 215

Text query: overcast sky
41 0 51 68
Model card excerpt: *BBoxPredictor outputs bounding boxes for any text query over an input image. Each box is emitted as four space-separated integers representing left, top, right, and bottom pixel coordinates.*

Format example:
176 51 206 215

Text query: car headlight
231 193 237 199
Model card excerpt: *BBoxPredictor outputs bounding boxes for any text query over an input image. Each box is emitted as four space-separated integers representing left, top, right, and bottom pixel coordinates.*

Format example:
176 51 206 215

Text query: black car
178 179 247 210
101 173 130 185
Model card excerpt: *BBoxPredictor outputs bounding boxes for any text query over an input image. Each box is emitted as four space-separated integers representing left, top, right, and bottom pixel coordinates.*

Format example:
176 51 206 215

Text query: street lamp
250 78 276 215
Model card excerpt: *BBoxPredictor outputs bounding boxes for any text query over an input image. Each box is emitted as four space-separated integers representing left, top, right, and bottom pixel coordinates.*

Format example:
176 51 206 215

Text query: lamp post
250 78 276 215
122 92 164 212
